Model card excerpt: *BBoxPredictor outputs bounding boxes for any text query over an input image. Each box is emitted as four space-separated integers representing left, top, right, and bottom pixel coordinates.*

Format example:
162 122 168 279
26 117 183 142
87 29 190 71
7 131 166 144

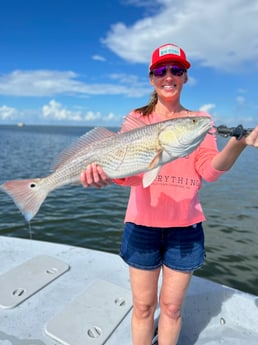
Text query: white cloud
0 70 151 98
41 100 119 124
103 0 258 71
237 88 248 94
199 103 216 113
236 96 246 105
0 70 79 97
104 112 117 121
42 100 83 121
186 76 197 86
0 105 18 120
92 55 106 62
83 110 101 122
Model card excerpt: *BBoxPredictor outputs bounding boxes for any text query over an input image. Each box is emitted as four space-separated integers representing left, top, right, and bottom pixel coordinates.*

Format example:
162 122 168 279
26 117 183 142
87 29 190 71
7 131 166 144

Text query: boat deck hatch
0 255 69 309
45 279 133 345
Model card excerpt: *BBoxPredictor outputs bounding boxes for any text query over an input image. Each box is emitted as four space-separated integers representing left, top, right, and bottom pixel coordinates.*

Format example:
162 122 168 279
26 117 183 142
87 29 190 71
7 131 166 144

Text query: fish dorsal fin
120 114 147 133
143 167 161 188
51 127 116 170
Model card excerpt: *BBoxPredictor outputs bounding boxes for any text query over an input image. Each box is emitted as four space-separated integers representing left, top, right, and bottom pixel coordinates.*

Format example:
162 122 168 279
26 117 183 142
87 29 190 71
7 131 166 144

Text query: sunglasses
150 65 186 77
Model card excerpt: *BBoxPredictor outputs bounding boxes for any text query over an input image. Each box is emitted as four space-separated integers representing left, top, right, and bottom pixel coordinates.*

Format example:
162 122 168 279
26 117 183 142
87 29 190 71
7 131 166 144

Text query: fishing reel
215 124 253 140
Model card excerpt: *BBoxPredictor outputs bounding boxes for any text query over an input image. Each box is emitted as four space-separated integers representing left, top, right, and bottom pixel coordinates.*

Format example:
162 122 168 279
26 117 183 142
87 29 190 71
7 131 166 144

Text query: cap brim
150 57 191 71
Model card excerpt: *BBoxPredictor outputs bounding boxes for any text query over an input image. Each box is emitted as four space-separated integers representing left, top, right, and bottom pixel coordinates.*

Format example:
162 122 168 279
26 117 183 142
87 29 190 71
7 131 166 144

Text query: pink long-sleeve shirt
114 111 225 227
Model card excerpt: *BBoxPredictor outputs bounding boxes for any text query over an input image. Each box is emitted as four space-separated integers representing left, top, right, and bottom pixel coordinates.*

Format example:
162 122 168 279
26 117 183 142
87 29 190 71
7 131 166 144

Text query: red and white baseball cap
149 43 191 71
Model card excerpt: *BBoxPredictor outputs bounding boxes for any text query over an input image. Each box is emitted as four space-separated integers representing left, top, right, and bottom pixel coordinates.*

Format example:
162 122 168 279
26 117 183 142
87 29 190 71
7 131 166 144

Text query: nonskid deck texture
0 235 257 345
178 278 258 345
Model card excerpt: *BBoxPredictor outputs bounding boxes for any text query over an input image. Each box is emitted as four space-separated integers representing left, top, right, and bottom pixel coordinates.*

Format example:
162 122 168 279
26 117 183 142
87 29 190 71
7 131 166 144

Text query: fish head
159 116 213 159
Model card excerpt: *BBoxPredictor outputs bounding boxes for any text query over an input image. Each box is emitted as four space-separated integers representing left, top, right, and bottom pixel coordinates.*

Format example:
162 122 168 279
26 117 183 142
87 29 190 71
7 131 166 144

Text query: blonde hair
134 90 158 116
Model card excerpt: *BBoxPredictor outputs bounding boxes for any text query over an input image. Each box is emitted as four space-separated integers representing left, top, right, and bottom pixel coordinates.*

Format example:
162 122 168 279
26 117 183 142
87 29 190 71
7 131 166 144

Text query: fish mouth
203 123 214 135
208 125 218 136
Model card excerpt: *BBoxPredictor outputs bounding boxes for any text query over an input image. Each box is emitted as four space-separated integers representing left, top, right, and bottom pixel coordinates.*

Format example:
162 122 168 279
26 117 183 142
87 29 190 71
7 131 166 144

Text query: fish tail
0 178 49 222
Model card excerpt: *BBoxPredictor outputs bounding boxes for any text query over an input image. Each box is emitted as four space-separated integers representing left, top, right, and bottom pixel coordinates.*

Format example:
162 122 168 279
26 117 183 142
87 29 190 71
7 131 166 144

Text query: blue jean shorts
120 222 205 272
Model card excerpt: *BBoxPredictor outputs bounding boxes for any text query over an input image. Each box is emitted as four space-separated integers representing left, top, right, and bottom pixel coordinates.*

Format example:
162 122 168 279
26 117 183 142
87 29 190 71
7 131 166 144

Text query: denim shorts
120 222 205 272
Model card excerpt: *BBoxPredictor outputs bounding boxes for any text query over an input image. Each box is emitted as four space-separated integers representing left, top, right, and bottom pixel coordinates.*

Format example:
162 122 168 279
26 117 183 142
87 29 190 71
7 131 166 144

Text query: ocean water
0 124 257 295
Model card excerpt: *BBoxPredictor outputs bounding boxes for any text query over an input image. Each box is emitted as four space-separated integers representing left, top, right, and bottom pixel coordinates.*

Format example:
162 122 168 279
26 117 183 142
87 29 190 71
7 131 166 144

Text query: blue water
0 124 258 295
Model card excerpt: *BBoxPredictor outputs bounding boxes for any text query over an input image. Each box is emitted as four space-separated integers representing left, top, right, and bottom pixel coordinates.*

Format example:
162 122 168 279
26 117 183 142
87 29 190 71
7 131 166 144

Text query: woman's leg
129 266 161 345
158 266 192 345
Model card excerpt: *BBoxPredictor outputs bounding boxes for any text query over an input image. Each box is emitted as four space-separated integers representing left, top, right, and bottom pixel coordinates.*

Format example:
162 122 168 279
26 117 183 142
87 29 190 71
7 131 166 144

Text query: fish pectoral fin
148 149 162 170
143 167 161 188
143 149 163 187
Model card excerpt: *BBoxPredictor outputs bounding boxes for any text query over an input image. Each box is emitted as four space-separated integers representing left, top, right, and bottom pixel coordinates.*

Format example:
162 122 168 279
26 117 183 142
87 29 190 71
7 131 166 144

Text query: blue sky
0 0 257 127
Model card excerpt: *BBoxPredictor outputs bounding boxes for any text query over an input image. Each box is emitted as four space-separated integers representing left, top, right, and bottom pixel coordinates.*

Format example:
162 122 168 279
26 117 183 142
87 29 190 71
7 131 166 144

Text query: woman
80 43 258 345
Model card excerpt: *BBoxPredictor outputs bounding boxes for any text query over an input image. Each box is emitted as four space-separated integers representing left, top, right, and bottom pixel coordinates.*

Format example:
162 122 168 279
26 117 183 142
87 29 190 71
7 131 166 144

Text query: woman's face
149 62 188 101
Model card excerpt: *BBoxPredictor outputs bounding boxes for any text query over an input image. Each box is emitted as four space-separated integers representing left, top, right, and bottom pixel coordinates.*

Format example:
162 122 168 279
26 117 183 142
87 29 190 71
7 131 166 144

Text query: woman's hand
245 125 258 148
80 163 113 188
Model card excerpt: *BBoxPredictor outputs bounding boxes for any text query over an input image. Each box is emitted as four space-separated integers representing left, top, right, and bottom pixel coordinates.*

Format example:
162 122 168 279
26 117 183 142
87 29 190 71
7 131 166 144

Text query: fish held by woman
0 115 213 222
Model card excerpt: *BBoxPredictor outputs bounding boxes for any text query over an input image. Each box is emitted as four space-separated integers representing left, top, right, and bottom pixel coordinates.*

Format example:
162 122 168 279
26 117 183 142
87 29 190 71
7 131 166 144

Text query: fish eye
30 183 36 188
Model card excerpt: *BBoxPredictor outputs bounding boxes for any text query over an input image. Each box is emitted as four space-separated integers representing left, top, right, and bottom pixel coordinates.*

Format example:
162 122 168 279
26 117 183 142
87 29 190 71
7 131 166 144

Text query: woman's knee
160 301 182 320
133 299 158 319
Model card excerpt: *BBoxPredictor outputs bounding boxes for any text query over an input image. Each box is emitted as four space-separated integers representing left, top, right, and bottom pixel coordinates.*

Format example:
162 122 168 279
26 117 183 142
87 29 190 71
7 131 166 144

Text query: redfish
0 115 212 221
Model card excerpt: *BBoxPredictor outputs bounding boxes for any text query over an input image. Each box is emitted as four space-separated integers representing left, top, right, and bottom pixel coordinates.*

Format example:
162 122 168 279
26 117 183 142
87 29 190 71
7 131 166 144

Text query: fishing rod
215 124 254 140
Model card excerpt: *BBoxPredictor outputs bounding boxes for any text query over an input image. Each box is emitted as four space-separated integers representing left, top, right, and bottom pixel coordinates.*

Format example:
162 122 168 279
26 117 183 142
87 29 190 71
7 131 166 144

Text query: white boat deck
0 235 257 345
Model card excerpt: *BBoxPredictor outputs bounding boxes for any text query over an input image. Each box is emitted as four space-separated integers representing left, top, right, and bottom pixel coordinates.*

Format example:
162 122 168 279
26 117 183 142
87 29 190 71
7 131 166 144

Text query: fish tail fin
0 178 49 222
